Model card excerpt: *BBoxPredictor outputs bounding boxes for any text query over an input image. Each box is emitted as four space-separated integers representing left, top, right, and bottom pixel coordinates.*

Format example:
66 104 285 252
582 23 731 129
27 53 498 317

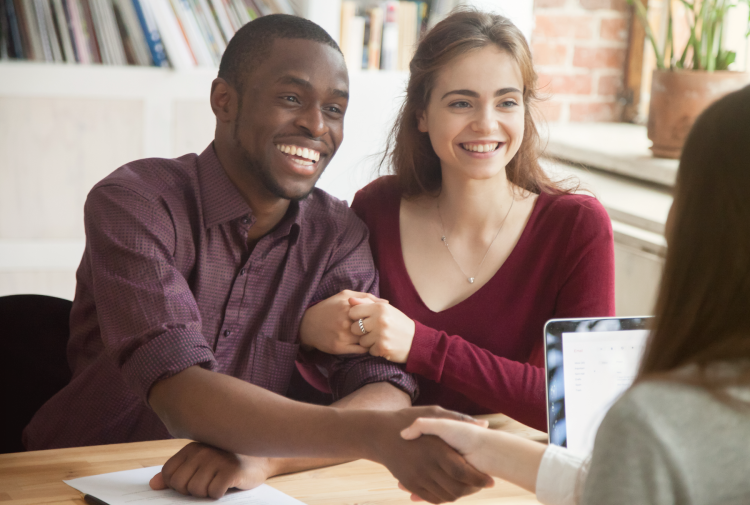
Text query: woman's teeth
462 142 500 153
276 144 321 164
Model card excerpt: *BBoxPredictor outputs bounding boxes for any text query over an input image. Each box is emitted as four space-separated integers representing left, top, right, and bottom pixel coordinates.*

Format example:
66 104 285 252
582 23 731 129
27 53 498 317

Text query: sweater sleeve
406 197 615 431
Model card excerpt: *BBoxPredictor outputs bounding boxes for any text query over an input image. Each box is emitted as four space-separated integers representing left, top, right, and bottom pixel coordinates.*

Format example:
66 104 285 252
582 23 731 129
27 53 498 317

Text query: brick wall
531 0 631 123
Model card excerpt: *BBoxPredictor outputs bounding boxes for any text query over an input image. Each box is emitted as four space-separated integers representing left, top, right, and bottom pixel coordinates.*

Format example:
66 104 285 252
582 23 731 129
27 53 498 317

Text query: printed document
64 466 306 504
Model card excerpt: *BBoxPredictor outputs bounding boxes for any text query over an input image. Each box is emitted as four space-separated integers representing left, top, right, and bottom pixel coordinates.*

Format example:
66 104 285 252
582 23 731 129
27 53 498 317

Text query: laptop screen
544 317 651 455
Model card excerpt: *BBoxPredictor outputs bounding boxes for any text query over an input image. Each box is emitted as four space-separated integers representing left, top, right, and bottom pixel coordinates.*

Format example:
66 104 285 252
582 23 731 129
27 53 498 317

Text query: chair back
0 294 73 454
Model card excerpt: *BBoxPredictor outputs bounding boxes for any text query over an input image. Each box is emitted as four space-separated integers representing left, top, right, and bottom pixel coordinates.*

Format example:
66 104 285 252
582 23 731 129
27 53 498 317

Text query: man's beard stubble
233 116 319 202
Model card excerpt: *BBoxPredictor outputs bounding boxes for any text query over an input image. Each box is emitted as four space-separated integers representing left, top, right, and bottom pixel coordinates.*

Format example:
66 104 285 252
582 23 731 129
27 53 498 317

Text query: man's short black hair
218 14 342 94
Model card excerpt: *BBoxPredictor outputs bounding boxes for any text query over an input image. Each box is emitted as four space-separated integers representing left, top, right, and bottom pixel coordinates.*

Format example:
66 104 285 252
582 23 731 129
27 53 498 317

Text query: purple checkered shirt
24 144 417 450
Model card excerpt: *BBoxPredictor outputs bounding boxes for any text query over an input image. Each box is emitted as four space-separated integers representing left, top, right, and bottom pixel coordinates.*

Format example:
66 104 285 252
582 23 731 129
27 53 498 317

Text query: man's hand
368 406 495 504
402 417 547 496
149 442 273 499
299 290 387 354
349 298 416 363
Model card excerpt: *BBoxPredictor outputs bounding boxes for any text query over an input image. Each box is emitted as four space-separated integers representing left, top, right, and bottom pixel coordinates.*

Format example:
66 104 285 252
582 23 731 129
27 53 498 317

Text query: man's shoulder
91 153 200 202
302 187 369 239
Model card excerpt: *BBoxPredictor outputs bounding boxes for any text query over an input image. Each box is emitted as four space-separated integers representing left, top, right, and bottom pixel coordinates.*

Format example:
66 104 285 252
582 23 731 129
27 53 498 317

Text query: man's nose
296 105 328 139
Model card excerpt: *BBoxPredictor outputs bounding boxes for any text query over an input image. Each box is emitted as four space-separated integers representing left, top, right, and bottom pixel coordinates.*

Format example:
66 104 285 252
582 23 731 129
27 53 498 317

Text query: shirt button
223 329 231 337
239 268 246 276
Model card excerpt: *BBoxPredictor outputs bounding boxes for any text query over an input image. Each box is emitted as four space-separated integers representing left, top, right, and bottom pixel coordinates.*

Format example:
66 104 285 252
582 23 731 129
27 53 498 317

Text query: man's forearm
266 382 411 477
150 366 381 460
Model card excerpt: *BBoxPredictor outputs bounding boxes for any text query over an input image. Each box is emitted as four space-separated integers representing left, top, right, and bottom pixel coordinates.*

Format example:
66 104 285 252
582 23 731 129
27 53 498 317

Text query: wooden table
0 414 546 505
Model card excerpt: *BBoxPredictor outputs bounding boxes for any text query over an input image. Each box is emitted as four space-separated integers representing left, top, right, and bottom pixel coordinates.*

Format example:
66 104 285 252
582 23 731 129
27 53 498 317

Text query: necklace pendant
441 236 446 242
468 277 475 284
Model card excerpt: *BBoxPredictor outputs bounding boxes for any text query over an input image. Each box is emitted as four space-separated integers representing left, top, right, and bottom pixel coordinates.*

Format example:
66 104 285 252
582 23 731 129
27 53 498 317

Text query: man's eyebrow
276 75 349 100
441 87 523 100
329 88 349 100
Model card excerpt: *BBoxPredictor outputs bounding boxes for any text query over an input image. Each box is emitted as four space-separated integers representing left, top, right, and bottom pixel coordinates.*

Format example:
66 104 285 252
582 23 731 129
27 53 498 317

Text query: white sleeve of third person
535 444 589 505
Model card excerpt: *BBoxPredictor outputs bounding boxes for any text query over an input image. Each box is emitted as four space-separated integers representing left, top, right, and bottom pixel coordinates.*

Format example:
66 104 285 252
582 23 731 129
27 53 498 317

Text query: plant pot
647 69 750 159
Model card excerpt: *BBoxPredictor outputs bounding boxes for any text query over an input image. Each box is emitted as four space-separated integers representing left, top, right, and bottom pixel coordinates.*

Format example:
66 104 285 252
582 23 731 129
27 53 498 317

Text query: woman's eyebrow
441 87 522 100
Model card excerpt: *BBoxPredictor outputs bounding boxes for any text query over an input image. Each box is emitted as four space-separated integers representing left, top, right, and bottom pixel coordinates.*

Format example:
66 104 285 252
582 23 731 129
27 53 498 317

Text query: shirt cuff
324 353 419 402
536 445 587 505
405 320 443 382
120 327 217 403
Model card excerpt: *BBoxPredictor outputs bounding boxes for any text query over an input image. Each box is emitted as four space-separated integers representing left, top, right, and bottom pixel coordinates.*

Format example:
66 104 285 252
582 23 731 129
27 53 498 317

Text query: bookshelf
0 0 532 299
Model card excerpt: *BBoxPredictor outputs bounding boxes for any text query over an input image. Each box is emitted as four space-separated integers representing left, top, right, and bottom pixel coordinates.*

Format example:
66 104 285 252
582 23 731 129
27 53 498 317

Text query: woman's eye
499 100 518 108
449 101 470 109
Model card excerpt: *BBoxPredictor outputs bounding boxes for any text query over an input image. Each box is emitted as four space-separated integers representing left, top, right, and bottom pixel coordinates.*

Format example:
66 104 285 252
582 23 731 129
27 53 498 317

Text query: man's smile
275 143 322 165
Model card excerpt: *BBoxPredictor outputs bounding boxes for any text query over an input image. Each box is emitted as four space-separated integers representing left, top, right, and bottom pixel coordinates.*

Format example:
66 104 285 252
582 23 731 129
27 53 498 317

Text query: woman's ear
417 110 428 133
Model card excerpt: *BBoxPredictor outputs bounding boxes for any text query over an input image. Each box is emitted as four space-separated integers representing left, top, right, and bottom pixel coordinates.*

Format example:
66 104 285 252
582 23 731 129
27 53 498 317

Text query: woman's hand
299 290 387 355
349 298 416 363
402 417 547 497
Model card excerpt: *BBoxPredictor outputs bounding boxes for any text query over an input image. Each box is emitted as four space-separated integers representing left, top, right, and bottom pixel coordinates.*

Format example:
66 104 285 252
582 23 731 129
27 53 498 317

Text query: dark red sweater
351 176 615 431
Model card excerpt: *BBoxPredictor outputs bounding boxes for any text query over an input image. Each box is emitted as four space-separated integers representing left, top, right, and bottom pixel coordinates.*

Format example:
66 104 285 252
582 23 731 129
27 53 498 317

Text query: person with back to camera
300 8 615 431
401 85 750 504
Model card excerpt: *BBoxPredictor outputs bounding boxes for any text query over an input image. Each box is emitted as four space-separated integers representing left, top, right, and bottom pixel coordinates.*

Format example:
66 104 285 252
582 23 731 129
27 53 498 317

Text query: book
5 0 26 58
380 1 398 71
397 0 417 71
367 6 382 70
208 0 234 42
113 0 151 65
20 0 44 60
79 0 103 63
170 0 213 65
51 0 76 62
39 0 64 62
131 0 168 67
149 0 195 69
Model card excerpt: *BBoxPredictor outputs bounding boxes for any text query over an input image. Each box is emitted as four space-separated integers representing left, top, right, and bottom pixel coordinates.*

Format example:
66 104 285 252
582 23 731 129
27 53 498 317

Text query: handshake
150 406 501 504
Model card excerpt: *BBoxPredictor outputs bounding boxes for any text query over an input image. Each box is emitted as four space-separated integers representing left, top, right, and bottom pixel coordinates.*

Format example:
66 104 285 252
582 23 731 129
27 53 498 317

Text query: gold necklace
437 197 514 284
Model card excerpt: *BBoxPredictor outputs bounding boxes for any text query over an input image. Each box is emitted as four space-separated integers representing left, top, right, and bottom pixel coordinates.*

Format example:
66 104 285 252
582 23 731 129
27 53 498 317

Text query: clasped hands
299 289 416 363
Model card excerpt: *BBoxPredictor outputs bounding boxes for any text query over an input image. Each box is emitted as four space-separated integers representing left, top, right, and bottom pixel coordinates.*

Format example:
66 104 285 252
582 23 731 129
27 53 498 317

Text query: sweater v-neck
390 190 548 315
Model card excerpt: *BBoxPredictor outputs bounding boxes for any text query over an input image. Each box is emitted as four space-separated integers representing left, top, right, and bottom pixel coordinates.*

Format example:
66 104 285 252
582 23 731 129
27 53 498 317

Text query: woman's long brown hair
383 8 572 197
637 85 750 389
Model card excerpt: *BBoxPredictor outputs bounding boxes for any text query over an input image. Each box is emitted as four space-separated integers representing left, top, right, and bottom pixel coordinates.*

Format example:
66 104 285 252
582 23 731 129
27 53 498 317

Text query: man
24 15 491 504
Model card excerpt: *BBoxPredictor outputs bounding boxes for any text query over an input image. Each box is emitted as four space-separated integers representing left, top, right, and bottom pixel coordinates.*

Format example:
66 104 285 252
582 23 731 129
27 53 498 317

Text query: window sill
545 123 679 188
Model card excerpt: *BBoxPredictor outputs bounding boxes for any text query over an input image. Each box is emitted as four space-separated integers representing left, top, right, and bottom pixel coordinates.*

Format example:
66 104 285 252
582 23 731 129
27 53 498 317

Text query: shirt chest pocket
247 334 299 396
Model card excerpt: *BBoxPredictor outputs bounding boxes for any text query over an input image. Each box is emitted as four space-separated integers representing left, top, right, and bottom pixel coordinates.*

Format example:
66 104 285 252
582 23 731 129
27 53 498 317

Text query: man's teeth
276 144 320 162
462 143 500 153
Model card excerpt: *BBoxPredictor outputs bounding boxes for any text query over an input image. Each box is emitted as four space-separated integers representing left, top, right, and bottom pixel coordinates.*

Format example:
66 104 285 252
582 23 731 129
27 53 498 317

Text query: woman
401 85 750 504
301 9 614 431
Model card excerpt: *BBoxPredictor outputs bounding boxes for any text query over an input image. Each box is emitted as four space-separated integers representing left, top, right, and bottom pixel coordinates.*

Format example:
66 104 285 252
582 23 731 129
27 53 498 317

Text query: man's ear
210 78 237 123
417 110 428 133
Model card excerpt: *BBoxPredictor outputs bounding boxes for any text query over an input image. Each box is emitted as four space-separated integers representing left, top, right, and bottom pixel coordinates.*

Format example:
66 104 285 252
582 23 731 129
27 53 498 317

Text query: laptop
544 316 652 455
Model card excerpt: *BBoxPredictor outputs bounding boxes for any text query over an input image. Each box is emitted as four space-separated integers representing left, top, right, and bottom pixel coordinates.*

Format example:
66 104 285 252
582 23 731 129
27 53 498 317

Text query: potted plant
628 0 750 158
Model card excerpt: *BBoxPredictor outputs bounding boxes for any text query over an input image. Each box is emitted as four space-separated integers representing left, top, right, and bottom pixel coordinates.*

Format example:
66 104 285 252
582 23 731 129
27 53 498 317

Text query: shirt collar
198 143 254 229
197 143 306 241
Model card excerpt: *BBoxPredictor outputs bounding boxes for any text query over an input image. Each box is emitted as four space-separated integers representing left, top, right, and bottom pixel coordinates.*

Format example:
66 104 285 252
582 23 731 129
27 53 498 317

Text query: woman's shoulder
534 192 612 241
351 175 401 222
539 192 609 221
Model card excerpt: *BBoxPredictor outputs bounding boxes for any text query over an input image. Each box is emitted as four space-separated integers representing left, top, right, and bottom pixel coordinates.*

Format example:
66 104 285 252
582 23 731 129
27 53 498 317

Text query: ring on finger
358 318 367 335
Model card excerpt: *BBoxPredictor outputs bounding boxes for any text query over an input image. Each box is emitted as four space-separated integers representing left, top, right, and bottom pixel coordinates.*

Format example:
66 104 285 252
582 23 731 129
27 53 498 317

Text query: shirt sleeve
536 445 589 505
309 209 419 402
579 393 684 505
405 197 615 430
84 183 217 403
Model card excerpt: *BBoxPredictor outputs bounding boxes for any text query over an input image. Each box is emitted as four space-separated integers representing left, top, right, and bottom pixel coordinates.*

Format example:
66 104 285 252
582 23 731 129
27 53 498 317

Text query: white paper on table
64 465 307 504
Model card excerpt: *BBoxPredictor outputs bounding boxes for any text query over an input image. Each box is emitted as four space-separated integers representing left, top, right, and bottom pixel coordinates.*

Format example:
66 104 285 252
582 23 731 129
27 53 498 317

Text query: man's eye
326 106 343 114
283 96 300 103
